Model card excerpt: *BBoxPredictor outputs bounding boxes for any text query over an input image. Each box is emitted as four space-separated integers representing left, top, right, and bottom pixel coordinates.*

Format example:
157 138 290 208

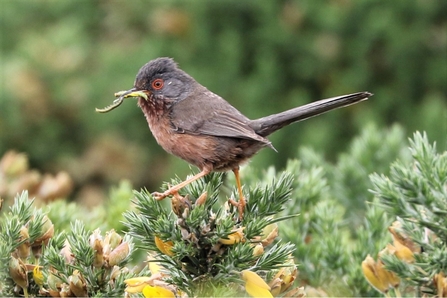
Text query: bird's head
96 57 194 113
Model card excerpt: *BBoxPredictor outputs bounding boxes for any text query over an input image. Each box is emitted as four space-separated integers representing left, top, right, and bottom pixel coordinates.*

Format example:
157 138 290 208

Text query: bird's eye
151 78 164 90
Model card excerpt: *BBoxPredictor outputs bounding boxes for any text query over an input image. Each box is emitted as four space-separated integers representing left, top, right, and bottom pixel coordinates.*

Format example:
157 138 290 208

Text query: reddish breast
138 97 217 170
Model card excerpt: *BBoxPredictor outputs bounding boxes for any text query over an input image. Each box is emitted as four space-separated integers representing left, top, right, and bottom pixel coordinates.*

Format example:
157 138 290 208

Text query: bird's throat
138 96 171 120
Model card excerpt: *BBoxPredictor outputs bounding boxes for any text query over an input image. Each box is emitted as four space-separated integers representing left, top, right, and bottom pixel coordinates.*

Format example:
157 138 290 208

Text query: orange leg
228 167 246 219
153 168 210 200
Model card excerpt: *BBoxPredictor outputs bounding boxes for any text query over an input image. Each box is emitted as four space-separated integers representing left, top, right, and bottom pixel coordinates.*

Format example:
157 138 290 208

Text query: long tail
249 91 372 137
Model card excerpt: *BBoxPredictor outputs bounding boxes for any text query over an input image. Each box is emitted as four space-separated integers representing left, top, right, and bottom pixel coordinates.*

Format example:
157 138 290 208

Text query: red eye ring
152 78 164 90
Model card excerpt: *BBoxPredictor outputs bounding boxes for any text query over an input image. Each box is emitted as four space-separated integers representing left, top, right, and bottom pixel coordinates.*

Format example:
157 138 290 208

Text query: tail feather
249 91 372 137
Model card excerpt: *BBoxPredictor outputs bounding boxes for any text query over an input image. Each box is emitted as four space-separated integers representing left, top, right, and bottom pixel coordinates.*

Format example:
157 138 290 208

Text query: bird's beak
95 88 150 113
114 88 149 100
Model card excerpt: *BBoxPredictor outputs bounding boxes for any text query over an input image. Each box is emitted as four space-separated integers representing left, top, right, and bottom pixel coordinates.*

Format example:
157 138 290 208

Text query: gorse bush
1 127 445 297
123 172 299 297
364 132 447 296
0 177 302 297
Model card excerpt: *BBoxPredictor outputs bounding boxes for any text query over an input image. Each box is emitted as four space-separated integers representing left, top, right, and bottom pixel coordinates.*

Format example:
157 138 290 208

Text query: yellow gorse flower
154 236 174 256
125 276 176 297
388 221 420 253
33 265 44 287
389 237 415 263
242 270 273 298
435 272 447 297
361 254 399 293
142 285 175 298
218 227 245 245
124 277 152 293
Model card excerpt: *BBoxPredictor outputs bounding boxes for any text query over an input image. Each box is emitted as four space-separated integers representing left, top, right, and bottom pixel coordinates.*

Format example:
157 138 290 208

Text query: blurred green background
1 0 446 205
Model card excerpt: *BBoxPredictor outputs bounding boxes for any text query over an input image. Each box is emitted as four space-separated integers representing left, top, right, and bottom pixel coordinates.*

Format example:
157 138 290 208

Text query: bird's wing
170 89 272 146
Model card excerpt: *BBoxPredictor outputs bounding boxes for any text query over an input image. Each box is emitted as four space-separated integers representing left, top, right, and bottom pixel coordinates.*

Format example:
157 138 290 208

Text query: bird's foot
151 191 170 200
152 183 177 200
151 169 211 201
228 197 246 220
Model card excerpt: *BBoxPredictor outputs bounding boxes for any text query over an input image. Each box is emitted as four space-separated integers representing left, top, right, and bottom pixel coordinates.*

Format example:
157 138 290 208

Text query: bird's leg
152 168 210 200
228 167 245 219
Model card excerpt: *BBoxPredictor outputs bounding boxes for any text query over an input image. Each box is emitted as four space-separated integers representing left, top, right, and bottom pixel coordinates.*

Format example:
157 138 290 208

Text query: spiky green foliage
0 192 136 297
237 124 407 296
123 171 297 297
0 192 51 296
2 126 443 297
42 221 135 297
369 132 447 296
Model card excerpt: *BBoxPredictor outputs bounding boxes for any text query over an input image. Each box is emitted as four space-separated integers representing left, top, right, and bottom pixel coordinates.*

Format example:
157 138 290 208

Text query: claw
152 191 169 201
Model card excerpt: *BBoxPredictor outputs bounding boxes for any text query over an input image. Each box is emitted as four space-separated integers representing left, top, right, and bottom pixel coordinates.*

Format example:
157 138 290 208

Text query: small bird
97 57 372 218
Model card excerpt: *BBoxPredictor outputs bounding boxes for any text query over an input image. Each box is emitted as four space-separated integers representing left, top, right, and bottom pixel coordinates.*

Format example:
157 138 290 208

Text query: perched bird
97 57 372 218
